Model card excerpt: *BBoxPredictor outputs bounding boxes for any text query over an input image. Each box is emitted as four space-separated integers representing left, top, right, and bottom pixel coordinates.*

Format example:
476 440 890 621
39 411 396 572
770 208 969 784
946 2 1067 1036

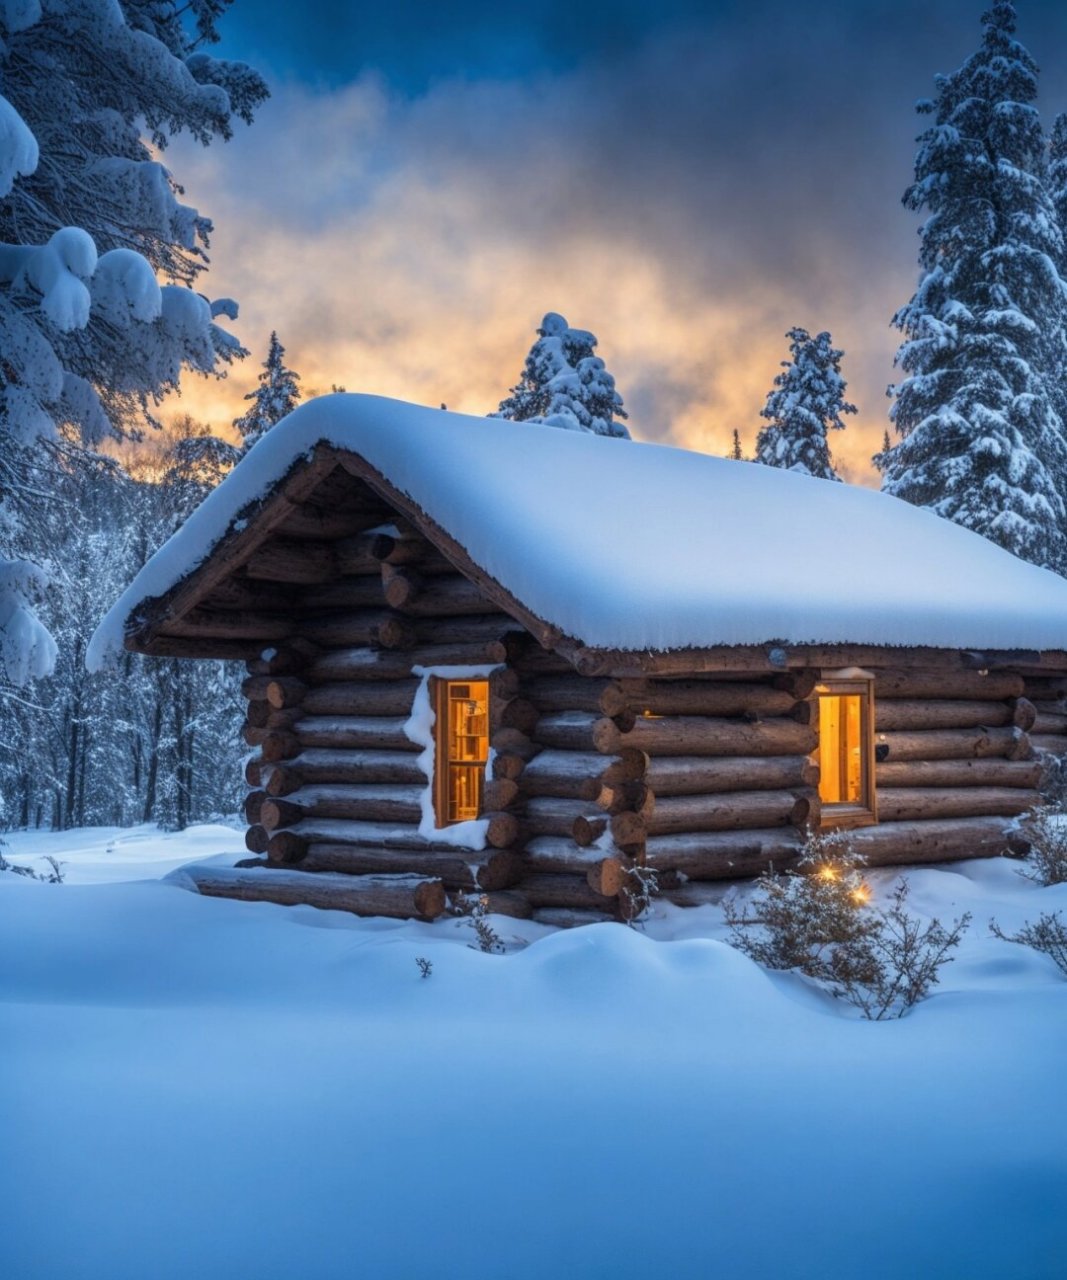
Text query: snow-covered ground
2 824 1066 1280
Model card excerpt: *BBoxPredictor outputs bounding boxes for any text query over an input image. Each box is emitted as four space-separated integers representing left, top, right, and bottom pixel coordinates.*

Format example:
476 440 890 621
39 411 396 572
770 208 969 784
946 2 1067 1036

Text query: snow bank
89 393 1067 670
2 824 1067 1279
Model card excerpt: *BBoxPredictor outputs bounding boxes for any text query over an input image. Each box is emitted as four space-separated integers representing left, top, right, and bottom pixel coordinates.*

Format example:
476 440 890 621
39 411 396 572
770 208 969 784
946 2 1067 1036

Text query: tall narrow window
432 679 489 827
814 677 876 828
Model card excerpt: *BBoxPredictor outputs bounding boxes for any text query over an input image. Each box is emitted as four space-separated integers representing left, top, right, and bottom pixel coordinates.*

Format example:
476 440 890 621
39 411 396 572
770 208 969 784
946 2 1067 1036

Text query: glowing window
432 679 489 826
814 678 876 828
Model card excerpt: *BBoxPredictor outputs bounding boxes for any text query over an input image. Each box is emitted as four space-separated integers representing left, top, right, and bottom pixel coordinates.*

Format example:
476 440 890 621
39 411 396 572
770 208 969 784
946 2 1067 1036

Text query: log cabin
89 393 1067 925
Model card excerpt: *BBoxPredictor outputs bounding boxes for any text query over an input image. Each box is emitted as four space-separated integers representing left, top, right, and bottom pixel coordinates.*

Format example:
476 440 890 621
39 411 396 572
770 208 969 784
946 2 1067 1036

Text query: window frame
813 673 878 830
431 677 490 829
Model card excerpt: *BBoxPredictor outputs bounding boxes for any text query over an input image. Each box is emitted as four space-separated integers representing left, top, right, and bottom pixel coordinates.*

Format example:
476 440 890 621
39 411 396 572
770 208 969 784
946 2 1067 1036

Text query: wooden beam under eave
132 634 266 661
334 452 562 652
555 642 1067 679
127 445 343 654
162 608 296 641
272 504 392 541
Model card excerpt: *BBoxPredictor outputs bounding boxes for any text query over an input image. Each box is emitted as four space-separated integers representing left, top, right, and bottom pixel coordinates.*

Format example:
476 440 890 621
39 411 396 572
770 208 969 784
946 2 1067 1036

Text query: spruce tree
233 331 302 451
883 1 1067 571
753 328 855 480
1049 113 1067 268
727 429 746 461
0 1 267 686
1046 112 1067 435
496 312 630 438
872 430 893 475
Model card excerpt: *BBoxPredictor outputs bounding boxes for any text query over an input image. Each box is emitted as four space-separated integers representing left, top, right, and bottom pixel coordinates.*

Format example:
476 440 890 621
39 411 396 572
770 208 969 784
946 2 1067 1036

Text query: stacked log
506 672 824 917
1021 676 1067 757
869 675 1041 855
184 863 447 921
229 506 528 911
213 471 1054 921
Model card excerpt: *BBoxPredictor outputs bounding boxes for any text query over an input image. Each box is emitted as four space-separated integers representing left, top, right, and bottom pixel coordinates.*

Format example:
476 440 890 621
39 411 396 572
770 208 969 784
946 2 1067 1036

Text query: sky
163 0 1067 485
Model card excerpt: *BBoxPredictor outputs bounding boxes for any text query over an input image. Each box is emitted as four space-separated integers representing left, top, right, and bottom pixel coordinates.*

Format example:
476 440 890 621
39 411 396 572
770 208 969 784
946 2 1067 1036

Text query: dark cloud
217 0 1067 95
217 0 738 89
177 0 1067 478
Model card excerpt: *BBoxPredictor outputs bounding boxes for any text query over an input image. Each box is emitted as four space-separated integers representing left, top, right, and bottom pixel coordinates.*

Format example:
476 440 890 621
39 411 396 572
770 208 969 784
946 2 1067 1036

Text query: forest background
6 0 1067 833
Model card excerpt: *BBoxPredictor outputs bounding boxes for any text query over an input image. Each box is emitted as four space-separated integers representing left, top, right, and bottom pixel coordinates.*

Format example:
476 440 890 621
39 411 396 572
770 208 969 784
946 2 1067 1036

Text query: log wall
1019 674 1067 760
212 469 1057 921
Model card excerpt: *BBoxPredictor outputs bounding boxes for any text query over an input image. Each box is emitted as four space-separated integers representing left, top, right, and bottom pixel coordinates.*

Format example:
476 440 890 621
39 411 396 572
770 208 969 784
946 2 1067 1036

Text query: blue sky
171 0 1067 480
215 1 741 89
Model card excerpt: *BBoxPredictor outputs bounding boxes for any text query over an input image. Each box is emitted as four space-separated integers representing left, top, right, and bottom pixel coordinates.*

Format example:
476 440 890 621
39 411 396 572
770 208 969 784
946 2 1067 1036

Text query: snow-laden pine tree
0 1 267 687
882 1 1067 571
872 430 893 475
1046 112 1067 432
753 328 855 480
233 331 302 451
1049 113 1067 267
496 312 630 438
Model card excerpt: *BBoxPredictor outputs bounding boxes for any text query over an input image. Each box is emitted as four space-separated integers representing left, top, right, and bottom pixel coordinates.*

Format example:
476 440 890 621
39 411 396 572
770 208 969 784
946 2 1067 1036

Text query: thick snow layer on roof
89 392 1067 669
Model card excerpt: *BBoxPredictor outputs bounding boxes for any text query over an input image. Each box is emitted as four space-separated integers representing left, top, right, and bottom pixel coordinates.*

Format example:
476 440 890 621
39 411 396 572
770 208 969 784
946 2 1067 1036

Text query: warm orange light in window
813 678 876 828
818 693 864 805
434 680 489 826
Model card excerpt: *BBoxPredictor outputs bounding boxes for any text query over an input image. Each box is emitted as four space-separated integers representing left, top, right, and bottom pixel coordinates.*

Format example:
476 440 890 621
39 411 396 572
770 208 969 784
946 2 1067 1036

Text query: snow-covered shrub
1018 807 1067 886
1037 754 1067 810
725 830 875 970
725 830 970 1019
991 912 1067 977
0 838 63 881
624 862 659 927
452 890 505 954
415 956 433 979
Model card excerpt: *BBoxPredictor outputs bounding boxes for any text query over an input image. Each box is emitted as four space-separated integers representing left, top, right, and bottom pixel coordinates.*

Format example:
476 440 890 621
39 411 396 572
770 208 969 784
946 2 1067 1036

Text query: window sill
820 805 878 831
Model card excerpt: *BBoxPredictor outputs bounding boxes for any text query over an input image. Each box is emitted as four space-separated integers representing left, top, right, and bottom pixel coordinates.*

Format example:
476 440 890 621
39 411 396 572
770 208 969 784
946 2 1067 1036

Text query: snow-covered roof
89 392 1067 670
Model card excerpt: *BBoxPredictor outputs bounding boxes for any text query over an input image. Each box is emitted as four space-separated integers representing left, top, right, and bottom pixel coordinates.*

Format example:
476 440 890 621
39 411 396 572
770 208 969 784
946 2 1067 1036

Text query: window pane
818 692 864 806
439 680 489 825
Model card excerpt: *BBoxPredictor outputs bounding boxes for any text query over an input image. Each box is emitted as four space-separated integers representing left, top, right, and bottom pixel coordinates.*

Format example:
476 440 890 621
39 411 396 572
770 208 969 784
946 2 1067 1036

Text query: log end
482 777 520 812
412 878 448 920
375 616 418 650
587 856 626 898
1012 697 1038 732
573 814 609 847
383 570 421 611
476 850 524 892
267 830 308 864
484 810 521 849
245 824 270 855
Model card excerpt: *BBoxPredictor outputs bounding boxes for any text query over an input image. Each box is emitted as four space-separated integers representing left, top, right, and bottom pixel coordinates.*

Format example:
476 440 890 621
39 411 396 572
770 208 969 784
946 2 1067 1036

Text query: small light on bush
817 865 838 882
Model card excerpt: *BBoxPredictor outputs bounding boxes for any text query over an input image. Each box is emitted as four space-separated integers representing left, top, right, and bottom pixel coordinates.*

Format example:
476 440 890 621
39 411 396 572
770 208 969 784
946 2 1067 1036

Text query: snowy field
3 824 1067 1280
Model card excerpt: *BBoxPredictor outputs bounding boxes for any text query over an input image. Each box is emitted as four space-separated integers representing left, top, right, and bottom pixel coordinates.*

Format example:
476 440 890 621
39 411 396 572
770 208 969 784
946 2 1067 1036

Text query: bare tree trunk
143 695 164 824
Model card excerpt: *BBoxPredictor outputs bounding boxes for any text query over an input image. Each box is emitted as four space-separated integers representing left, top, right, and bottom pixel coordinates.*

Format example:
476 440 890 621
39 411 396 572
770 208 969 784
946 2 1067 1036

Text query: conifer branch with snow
0 0 267 686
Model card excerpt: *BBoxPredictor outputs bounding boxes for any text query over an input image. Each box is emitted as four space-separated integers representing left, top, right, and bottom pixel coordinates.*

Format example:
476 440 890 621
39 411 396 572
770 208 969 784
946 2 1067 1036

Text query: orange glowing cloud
162 49 921 487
